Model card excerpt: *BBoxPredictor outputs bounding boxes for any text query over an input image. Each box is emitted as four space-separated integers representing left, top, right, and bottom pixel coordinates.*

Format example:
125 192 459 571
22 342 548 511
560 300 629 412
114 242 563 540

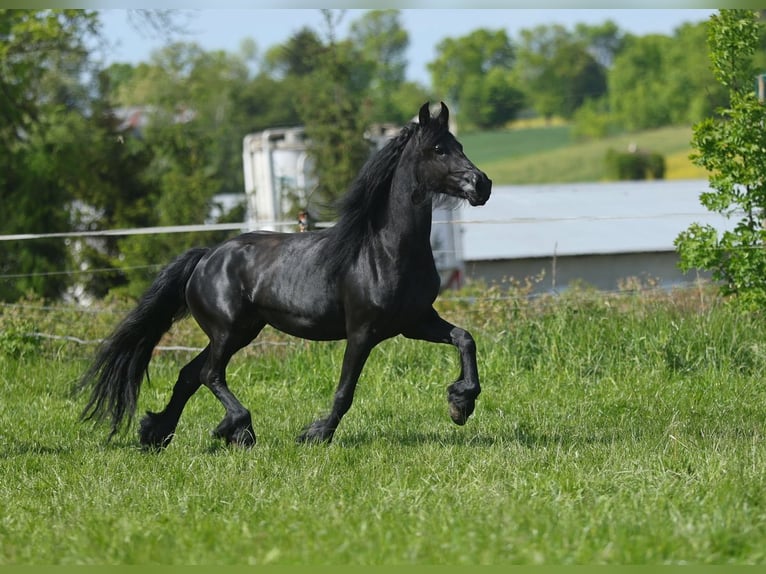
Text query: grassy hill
460 124 708 185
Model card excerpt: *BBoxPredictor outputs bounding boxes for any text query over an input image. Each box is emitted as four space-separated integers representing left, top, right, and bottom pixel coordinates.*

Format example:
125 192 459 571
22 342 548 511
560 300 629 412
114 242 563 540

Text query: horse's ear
418 102 432 126
438 102 449 128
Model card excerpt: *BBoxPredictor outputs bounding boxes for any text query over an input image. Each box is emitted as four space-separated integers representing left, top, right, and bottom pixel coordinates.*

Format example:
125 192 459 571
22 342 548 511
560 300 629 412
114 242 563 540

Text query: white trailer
242 127 313 231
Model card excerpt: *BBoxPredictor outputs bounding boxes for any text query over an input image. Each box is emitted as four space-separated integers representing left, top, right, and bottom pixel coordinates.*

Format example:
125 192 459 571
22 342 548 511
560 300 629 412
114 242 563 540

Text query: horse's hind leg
139 348 208 450
202 332 259 448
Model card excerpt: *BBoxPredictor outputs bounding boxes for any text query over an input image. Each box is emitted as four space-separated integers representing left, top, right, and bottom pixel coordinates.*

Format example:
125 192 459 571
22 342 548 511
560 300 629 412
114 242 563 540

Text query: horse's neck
379 173 434 255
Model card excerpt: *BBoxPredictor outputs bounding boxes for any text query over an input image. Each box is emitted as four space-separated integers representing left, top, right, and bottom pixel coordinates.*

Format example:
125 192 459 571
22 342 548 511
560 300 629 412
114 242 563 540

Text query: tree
675 9 766 308
263 27 326 79
609 22 727 131
348 9 409 123
382 81 435 126
297 10 371 219
460 68 525 130
514 24 606 121
608 23 725 132
0 10 100 301
607 34 672 131
230 72 302 132
349 10 407 87
67 68 160 298
427 28 520 128
102 42 254 296
663 22 728 125
574 20 625 69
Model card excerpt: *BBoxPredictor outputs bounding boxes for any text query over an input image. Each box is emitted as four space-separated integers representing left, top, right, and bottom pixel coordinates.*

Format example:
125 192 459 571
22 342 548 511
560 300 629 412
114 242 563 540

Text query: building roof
455 179 738 261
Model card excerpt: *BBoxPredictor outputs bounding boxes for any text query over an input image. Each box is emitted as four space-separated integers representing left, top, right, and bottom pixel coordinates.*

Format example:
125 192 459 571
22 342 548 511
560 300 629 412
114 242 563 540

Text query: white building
457 179 735 293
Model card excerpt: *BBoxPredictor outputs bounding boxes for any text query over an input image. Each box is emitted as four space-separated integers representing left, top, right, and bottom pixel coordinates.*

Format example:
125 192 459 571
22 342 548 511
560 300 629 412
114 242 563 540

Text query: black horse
79 102 492 448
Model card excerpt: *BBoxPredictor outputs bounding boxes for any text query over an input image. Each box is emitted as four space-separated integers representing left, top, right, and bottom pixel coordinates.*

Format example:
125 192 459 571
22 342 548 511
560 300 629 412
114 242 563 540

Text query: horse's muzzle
467 173 492 206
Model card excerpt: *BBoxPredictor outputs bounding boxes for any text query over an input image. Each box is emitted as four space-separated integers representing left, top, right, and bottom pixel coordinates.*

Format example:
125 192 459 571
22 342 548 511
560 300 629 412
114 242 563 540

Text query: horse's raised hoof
447 381 477 426
139 411 175 451
296 419 334 444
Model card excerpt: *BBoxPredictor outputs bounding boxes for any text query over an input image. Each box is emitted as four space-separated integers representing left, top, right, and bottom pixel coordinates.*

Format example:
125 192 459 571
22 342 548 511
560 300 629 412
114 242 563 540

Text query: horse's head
412 102 492 207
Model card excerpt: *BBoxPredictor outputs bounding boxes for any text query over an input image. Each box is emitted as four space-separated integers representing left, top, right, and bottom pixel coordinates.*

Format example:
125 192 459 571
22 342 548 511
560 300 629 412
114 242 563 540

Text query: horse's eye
434 144 446 156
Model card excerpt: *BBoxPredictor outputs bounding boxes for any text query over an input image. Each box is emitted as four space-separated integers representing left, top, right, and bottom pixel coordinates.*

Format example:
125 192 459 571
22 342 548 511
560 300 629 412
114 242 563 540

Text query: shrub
605 148 666 180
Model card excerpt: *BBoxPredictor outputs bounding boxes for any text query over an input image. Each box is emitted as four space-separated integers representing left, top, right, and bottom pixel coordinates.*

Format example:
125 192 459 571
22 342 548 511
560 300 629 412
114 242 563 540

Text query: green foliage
428 28 522 128
98 42 254 297
514 24 607 121
608 34 674 131
571 98 619 140
380 81 435 125
348 9 412 124
676 9 766 308
0 317 40 358
646 152 666 179
460 67 525 130
573 20 625 68
263 26 325 78
0 124 74 300
297 11 372 218
0 10 98 142
0 10 100 301
605 148 666 180
609 23 728 132
112 116 227 297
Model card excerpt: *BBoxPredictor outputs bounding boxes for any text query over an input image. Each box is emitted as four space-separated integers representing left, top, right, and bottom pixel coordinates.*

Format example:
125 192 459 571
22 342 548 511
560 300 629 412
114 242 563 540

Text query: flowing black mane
325 121 419 274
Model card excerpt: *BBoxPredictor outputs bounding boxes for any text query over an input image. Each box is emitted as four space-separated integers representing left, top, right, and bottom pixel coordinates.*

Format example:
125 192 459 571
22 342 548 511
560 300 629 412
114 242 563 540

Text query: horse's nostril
479 176 492 198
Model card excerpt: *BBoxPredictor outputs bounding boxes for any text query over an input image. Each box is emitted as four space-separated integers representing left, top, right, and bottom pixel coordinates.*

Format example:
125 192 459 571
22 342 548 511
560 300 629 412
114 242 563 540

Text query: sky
97 9 718 84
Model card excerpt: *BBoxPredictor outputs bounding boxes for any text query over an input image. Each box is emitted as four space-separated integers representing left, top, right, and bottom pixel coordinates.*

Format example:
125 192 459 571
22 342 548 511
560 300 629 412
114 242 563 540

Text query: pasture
460 125 707 184
2 285 766 564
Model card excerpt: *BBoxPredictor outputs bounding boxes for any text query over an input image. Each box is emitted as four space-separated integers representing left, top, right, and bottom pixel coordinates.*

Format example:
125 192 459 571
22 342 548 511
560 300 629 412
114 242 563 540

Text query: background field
2 285 766 565
459 124 707 184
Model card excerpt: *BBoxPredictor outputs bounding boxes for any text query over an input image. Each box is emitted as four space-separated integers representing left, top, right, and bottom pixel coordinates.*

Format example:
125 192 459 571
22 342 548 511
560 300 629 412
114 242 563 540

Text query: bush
605 148 666 180
675 9 766 309
0 317 41 358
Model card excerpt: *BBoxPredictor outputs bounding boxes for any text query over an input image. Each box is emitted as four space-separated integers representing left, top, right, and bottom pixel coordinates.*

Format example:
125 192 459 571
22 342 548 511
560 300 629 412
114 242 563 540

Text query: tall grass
1 285 765 564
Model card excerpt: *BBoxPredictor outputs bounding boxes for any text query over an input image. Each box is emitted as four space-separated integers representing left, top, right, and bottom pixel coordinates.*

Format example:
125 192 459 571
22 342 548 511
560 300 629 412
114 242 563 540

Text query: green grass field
460 125 707 184
2 286 766 564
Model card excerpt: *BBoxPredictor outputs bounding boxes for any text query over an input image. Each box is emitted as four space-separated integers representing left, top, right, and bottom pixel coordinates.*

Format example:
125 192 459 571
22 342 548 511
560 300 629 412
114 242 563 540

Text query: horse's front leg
403 308 481 425
297 331 375 444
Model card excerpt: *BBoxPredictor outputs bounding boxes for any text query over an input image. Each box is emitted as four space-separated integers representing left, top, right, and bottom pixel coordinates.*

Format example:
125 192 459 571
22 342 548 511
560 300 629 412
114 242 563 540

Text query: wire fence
0 211 751 284
0 211 730 243
0 213 727 357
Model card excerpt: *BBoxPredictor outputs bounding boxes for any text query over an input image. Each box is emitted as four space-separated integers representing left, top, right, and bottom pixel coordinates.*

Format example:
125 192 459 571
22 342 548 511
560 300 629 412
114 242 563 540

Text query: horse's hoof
296 420 334 444
138 411 175 450
447 381 477 425
448 401 470 425
230 426 256 448
211 412 255 447
212 424 256 448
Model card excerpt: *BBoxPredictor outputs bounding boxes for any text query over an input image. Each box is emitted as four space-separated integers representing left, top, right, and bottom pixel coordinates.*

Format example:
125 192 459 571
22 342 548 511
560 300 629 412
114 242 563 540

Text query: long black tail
79 247 210 438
